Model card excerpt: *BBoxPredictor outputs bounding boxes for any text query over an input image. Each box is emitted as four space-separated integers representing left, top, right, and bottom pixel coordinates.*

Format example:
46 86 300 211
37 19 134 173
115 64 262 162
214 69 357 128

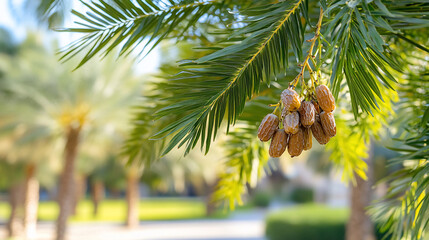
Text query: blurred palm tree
0 160 26 238
90 154 126 216
0 33 141 240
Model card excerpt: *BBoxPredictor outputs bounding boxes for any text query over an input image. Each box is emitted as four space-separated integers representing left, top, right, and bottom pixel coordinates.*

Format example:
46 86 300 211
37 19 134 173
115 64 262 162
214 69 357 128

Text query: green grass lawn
0 198 228 222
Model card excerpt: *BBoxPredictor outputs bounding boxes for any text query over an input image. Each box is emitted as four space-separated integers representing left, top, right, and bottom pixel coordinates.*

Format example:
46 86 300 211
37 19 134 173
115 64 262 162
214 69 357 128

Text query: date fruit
298 101 315 127
315 85 335 112
269 129 288 158
281 88 301 111
288 127 304 157
320 111 336 137
303 127 312 150
311 116 330 145
258 113 279 141
284 111 300 134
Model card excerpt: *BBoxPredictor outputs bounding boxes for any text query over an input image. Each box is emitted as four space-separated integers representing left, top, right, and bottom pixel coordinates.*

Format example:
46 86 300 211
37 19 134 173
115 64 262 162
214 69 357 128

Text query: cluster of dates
257 84 336 158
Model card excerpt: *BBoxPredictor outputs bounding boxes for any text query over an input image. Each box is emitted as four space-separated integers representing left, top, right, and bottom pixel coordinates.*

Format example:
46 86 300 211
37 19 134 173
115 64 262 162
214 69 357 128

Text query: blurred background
0 1 425 240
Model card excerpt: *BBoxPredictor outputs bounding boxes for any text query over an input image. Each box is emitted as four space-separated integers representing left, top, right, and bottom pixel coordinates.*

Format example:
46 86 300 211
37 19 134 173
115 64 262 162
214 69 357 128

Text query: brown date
315 85 335 112
284 111 300 134
257 113 279 141
288 127 304 157
303 127 312 150
281 88 301 112
269 129 288 158
298 101 315 127
320 111 336 137
311 116 330 145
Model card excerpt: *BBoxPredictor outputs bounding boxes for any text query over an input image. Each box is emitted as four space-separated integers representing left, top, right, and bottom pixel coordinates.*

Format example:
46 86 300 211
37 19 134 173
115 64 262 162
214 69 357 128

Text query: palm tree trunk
91 180 104 216
205 178 220 217
71 174 86 216
56 126 81 240
7 182 24 238
126 171 139 228
23 163 40 240
346 141 376 240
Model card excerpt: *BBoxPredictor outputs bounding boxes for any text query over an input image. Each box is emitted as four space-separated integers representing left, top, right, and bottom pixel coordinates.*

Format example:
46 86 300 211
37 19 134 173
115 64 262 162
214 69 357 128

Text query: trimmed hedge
251 191 272 207
265 204 390 240
290 186 314 203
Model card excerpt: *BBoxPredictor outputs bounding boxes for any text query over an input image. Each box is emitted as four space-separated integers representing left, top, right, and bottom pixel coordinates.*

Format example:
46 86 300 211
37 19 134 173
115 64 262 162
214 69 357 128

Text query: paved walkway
0 210 267 240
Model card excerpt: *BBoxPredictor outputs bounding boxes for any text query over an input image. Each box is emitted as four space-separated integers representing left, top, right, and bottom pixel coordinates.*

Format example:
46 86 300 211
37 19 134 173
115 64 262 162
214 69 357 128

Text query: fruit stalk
290 8 324 89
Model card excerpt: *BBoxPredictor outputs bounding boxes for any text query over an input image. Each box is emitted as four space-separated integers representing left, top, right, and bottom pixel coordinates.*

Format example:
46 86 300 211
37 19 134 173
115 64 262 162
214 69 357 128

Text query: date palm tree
0 159 25 238
0 34 64 239
0 33 141 240
57 0 428 239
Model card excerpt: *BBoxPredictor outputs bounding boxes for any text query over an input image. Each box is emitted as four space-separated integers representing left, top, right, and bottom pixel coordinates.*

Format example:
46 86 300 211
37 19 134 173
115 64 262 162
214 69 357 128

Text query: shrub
251 191 272 207
290 186 314 203
266 205 346 240
265 204 391 240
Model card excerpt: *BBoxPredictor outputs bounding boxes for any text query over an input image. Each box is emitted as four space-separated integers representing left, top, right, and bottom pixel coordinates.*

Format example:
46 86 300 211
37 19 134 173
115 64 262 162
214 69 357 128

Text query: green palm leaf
326 0 429 117
213 93 277 208
152 0 308 156
58 0 230 68
370 66 429 240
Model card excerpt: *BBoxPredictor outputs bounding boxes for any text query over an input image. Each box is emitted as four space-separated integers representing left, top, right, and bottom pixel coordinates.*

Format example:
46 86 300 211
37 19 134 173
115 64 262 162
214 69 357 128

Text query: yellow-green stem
290 8 324 89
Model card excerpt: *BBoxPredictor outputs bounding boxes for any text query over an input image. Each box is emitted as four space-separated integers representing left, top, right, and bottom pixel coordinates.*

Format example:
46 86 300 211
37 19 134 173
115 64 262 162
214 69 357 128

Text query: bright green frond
370 65 429 240
326 0 429 118
326 117 369 183
213 94 277 208
152 0 308 156
59 0 229 68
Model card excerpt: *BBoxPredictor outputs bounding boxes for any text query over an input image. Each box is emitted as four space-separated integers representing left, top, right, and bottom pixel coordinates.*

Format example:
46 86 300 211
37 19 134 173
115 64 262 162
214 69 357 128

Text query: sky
0 0 160 74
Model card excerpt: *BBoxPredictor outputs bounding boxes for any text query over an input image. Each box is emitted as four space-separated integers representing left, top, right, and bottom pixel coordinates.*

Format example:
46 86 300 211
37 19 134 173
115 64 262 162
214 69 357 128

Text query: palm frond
34 0 69 28
120 80 183 166
152 0 308 156
324 0 429 118
121 103 165 166
213 94 277 208
325 1 405 118
326 116 370 182
375 0 429 31
371 125 429 240
370 65 429 240
58 0 231 68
